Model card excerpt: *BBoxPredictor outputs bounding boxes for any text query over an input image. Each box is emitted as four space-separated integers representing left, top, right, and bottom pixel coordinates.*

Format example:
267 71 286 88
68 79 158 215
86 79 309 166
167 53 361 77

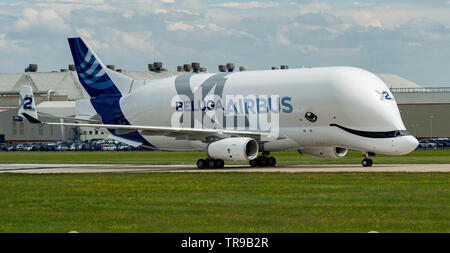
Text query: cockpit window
330 124 411 139
397 130 410 136
391 130 410 137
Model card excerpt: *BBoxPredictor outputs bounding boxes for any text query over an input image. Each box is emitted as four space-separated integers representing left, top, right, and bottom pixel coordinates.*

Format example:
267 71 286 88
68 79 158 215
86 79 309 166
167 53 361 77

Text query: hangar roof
120 71 180 80
36 101 76 117
375 73 422 89
37 101 76 108
0 72 83 100
0 70 423 101
0 71 181 100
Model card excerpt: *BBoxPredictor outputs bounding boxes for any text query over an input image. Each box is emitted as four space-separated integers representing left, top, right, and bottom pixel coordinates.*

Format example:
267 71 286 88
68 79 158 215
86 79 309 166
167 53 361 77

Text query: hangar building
0 67 448 143
0 69 179 143
393 87 450 138
377 73 450 139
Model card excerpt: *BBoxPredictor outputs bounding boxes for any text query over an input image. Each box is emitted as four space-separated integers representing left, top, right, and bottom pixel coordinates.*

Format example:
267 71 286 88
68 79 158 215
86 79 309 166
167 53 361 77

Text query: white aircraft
19 37 419 168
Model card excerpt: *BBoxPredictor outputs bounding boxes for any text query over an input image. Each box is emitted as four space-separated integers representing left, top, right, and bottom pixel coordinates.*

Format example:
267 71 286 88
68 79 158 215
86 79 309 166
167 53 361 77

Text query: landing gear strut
197 158 224 169
249 152 277 167
362 152 373 167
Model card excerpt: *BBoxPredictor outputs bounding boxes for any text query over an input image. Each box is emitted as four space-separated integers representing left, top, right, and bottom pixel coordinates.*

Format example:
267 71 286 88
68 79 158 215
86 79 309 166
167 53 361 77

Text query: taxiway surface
0 163 449 173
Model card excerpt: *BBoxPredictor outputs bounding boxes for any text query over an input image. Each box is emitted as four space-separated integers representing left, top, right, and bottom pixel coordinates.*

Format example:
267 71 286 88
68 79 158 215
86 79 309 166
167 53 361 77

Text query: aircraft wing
18 85 284 142
21 112 283 141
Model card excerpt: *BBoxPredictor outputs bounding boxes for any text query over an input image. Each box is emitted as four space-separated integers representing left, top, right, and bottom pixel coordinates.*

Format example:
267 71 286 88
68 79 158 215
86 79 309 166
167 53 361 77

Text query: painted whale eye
305 112 317 122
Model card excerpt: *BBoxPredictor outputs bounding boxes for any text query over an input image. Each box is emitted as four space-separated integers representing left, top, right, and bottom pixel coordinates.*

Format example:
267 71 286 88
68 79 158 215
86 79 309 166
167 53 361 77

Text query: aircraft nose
396 136 419 154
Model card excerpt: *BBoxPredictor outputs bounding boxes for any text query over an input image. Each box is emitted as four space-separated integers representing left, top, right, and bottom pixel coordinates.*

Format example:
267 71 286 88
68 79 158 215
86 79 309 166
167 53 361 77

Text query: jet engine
299 147 348 158
207 137 259 161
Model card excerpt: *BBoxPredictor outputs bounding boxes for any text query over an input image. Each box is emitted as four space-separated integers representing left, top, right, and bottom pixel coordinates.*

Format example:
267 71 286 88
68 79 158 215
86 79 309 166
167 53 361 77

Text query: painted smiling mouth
330 124 410 138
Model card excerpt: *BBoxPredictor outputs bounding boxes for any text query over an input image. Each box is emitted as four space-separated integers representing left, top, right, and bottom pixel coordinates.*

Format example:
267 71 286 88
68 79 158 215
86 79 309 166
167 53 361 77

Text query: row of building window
11 122 53 136
10 122 105 137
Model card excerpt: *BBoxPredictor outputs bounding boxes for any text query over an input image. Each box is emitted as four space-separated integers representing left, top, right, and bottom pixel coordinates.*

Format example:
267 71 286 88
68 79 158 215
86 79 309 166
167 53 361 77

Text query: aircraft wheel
257 157 268 167
207 158 216 169
362 158 373 167
268 157 276 167
249 159 258 167
215 159 224 168
197 159 205 169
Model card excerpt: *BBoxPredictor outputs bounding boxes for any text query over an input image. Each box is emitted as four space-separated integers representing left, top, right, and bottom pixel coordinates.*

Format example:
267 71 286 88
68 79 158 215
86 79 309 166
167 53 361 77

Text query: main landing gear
197 157 224 169
196 152 278 169
362 152 373 167
249 152 277 167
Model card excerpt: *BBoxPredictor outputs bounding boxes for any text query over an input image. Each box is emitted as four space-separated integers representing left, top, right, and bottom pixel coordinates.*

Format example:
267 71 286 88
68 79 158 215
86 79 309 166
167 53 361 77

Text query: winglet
19 85 39 124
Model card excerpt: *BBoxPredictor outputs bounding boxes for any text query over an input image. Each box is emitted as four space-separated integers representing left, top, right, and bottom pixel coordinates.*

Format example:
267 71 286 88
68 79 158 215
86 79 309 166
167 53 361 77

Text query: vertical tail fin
68 37 132 98
19 85 40 123
67 37 151 147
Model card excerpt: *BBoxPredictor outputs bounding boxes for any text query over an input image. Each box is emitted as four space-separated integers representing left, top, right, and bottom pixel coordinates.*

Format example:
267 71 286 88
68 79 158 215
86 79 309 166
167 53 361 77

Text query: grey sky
0 0 449 86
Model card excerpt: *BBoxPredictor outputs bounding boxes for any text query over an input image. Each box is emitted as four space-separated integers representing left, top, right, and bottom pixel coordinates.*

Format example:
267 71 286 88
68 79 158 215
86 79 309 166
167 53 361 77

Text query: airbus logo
174 96 293 114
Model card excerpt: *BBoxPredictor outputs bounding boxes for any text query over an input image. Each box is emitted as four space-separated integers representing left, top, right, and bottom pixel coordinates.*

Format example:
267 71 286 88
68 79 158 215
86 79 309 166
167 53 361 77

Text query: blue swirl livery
68 37 153 147
68 38 122 98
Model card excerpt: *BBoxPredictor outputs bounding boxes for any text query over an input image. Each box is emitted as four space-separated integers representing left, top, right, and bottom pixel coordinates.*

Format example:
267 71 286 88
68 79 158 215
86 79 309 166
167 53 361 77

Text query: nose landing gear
362 158 373 167
362 152 374 167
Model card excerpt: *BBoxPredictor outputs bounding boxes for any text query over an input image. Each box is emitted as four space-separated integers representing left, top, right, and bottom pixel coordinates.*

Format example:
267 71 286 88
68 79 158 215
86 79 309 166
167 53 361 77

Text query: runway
0 163 449 173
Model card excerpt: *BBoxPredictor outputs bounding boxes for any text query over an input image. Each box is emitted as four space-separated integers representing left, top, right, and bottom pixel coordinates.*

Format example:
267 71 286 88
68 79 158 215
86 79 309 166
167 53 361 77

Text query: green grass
0 173 448 232
0 151 448 232
1 150 450 165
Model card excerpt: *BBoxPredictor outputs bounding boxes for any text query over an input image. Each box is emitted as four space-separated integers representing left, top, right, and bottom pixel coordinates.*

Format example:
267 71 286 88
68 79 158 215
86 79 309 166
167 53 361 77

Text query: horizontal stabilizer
21 112 41 124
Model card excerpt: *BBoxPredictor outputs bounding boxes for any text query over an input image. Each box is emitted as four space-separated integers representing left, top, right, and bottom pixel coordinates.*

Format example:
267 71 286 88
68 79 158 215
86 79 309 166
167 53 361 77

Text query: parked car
15 144 25 151
102 144 117 151
56 145 69 151
69 144 77 151
31 143 43 151
118 144 131 151
23 144 33 152
0 139 147 152
419 140 437 149
444 141 450 148
41 142 58 151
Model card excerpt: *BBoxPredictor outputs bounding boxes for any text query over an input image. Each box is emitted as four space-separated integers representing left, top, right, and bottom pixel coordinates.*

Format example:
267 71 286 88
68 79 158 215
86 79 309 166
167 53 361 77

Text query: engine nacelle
299 147 348 158
207 137 259 161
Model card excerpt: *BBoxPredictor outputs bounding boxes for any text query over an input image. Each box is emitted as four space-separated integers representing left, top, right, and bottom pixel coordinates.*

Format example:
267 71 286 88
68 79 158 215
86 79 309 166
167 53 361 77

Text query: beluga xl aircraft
19 37 419 168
